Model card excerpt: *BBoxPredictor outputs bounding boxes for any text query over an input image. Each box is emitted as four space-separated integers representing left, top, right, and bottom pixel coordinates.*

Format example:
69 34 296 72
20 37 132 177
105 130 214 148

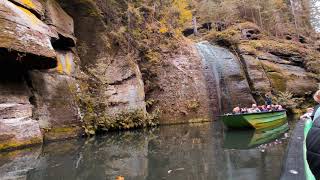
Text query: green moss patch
44 126 83 142
83 109 159 136
267 72 286 92
0 137 42 151
204 28 240 47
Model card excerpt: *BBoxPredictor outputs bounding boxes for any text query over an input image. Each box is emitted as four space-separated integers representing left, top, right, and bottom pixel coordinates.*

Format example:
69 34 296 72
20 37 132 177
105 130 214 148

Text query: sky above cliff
311 1 320 32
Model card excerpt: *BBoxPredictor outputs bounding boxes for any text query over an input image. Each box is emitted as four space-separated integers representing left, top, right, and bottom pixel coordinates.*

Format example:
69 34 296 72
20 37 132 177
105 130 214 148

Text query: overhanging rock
45 0 76 49
8 0 45 18
0 0 57 69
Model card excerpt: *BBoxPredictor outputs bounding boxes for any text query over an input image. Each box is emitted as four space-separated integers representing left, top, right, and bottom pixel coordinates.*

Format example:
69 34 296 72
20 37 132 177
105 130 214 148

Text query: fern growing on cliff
272 91 304 109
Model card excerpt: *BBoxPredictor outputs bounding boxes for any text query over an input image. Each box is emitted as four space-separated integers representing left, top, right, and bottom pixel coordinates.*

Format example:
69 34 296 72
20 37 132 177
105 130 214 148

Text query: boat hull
221 110 287 129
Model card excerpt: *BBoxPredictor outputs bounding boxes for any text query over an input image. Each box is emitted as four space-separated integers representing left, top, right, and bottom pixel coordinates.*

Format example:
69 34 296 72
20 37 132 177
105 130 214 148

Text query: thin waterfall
196 42 223 116
196 41 255 114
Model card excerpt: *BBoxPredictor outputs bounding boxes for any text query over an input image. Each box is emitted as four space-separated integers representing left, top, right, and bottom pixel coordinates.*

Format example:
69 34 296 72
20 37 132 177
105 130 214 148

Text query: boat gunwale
218 110 287 117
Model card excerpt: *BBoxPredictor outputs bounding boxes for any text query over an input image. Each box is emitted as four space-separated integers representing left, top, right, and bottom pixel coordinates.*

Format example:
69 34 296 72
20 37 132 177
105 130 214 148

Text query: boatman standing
265 93 272 106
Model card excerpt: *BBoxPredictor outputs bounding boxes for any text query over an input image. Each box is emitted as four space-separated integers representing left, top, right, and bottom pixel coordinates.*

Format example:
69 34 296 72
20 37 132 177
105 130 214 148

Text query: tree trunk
258 0 263 27
192 16 198 36
290 0 300 39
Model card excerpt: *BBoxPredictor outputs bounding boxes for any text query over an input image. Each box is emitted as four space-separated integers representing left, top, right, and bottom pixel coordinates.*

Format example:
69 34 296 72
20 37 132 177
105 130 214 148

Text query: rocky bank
0 0 319 150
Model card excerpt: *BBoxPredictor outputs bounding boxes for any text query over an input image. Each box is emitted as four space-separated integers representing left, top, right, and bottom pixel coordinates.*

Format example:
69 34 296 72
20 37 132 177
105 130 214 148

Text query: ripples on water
0 117 298 180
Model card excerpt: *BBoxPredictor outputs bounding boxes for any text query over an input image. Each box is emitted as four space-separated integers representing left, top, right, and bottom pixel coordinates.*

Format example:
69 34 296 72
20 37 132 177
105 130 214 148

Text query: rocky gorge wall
0 0 83 150
0 0 212 150
203 22 320 111
0 0 319 151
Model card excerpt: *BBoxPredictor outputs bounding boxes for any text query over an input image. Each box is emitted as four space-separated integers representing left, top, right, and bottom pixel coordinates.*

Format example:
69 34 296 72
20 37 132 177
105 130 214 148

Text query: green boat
220 110 287 129
223 122 289 149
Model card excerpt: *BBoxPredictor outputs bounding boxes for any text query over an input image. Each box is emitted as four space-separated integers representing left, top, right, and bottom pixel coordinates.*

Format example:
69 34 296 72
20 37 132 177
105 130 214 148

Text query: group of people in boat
232 104 284 114
231 93 284 114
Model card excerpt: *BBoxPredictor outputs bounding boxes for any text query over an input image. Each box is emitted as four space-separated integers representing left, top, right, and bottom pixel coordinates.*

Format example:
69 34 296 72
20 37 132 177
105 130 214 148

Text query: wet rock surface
147 43 211 123
196 41 255 113
0 146 42 179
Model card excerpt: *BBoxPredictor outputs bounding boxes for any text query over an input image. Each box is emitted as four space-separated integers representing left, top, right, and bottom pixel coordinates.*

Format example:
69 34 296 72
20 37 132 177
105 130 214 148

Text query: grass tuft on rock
83 109 159 136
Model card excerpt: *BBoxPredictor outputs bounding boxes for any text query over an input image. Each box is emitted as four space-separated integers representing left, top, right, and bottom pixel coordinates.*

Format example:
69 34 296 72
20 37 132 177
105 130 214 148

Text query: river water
0 117 297 180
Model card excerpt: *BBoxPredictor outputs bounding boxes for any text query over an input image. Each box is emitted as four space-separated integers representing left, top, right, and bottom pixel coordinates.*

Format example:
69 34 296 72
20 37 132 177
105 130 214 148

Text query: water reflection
0 121 291 180
223 123 289 149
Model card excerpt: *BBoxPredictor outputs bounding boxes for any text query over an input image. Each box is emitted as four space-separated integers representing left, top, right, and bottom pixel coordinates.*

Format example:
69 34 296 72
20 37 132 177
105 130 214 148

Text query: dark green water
0 119 296 180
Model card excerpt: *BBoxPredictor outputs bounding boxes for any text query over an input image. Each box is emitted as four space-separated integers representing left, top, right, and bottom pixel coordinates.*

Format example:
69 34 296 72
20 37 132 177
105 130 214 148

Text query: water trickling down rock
196 41 255 113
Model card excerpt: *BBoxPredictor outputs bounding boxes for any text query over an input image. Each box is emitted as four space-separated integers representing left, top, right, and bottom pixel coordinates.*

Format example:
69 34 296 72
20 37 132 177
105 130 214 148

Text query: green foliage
186 100 200 111
194 0 314 38
272 91 304 109
204 28 241 46
76 83 159 136
146 98 157 109
83 109 159 136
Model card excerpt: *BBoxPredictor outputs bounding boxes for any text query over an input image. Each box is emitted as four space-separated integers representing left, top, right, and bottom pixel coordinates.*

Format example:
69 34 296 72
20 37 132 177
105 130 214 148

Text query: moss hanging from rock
76 82 159 136
83 109 159 135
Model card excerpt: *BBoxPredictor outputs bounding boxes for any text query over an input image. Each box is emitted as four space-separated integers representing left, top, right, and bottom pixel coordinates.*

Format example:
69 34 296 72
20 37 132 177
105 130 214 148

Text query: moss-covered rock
82 109 159 135
259 60 318 96
267 72 287 92
0 118 43 151
43 126 83 141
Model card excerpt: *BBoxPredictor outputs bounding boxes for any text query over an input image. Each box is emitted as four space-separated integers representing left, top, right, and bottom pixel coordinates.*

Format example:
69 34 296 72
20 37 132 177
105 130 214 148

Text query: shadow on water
0 116 298 180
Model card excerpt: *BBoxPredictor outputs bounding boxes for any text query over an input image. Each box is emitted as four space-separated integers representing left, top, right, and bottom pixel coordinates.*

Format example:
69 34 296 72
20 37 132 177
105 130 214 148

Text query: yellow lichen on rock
56 60 64 74
16 6 42 26
56 51 74 75
21 0 36 9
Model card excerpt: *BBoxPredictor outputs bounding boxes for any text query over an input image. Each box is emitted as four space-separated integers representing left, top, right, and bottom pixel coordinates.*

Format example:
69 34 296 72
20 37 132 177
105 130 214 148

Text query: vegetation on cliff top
194 0 315 37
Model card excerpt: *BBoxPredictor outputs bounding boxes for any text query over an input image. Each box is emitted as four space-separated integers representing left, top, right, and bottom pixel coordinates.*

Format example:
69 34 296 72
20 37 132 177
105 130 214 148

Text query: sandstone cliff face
0 0 151 150
56 0 211 126
0 0 81 150
146 41 211 124
0 0 319 151
236 25 320 105
57 0 146 115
